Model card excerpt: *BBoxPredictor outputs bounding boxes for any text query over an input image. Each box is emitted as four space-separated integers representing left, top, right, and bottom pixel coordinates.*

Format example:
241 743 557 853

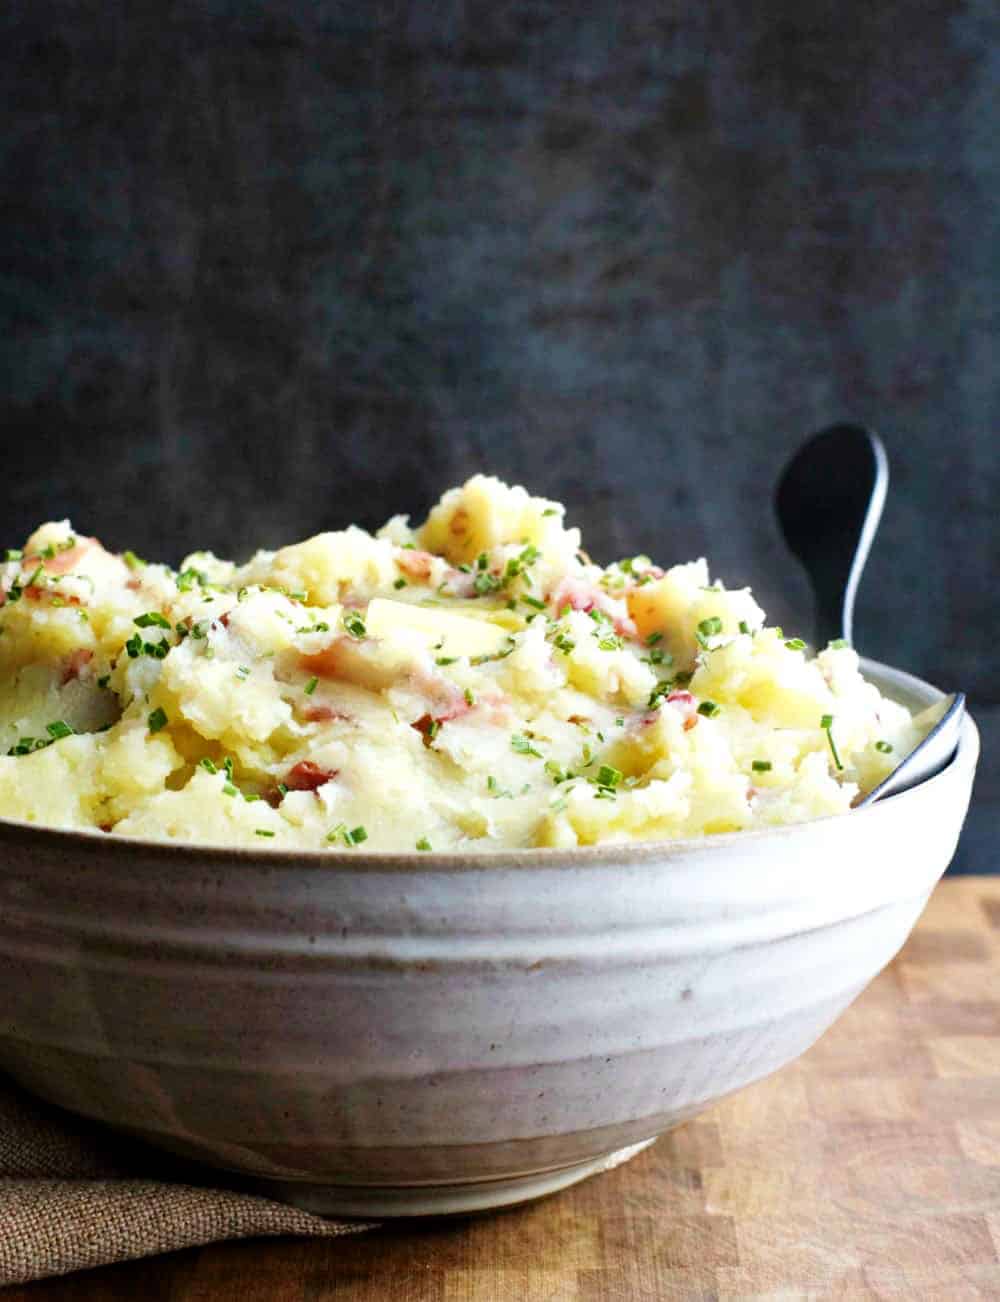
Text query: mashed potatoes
0 476 925 851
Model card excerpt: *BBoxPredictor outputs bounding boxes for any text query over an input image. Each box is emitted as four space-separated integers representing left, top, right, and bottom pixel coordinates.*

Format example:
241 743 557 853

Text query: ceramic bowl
0 660 978 1216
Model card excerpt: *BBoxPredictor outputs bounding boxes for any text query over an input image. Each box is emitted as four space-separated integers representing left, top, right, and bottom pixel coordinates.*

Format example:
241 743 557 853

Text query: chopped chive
435 656 459 666
123 550 146 571
199 757 218 773
697 700 721 718
522 595 546 610
393 576 407 589
596 764 623 788
304 675 319 695
544 760 568 784
46 720 74 740
277 782 288 797
784 638 806 651
346 825 367 845
134 611 171 629
738 620 751 635
820 715 843 770
222 783 238 797
463 687 475 707
255 828 275 837
97 674 111 689
751 759 772 772
645 632 663 645
342 612 367 639
326 823 347 843
416 837 432 851
4 548 22 562
511 733 543 758
235 665 250 680
147 707 168 734
697 617 723 638
552 632 575 654
875 740 893 754
542 508 558 517
828 638 850 650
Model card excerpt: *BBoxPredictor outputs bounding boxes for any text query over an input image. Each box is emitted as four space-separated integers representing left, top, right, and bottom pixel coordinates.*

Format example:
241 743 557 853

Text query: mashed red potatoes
0 476 924 851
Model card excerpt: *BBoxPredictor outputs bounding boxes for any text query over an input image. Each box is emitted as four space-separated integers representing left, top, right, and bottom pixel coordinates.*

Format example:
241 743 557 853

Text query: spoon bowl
775 424 888 650
775 425 966 808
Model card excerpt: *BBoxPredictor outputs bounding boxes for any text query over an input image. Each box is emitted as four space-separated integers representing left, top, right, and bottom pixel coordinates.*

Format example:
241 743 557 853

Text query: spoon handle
775 425 889 648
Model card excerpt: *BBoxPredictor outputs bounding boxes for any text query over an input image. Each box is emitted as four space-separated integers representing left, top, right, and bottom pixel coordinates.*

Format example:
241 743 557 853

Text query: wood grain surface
8 878 1000 1301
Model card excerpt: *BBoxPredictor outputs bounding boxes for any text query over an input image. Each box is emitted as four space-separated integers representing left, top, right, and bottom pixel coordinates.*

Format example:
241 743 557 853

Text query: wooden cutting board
10 877 1000 1301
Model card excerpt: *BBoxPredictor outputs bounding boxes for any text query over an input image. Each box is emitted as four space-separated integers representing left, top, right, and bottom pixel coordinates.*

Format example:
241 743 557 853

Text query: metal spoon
855 691 966 807
775 424 965 803
775 423 889 649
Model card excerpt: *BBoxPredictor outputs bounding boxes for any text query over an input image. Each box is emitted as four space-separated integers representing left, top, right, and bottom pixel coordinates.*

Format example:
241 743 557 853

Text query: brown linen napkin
0 1075 374 1286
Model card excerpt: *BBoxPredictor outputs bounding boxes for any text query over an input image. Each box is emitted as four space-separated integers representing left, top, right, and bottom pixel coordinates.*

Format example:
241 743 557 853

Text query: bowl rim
0 658 977 872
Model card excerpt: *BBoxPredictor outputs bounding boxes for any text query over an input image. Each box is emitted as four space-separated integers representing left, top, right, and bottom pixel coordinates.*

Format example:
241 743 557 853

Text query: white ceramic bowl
0 660 978 1216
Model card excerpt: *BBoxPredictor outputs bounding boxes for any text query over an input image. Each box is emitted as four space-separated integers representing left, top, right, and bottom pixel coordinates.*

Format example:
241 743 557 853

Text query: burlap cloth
0 1075 375 1286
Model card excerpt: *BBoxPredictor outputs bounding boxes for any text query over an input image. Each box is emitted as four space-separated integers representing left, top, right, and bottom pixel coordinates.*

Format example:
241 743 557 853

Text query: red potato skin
283 760 339 792
36 537 98 575
302 704 348 723
395 549 435 581
299 642 352 681
61 648 94 684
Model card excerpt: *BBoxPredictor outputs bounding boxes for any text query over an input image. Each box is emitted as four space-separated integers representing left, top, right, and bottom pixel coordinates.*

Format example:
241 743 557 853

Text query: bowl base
258 1136 658 1218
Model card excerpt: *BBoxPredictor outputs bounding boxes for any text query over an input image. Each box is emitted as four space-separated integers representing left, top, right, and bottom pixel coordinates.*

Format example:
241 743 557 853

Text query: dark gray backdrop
1 2 996 867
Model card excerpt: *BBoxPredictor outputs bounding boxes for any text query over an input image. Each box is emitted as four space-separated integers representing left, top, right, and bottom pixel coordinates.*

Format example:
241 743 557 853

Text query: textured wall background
1 2 996 866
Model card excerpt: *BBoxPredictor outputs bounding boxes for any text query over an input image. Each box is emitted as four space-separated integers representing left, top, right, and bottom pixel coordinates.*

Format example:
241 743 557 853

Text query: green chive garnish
304 676 319 695
820 715 843 770
751 759 772 772
511 733 543 758
697 701 721 718
147 707 168 734
416 837 432 851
